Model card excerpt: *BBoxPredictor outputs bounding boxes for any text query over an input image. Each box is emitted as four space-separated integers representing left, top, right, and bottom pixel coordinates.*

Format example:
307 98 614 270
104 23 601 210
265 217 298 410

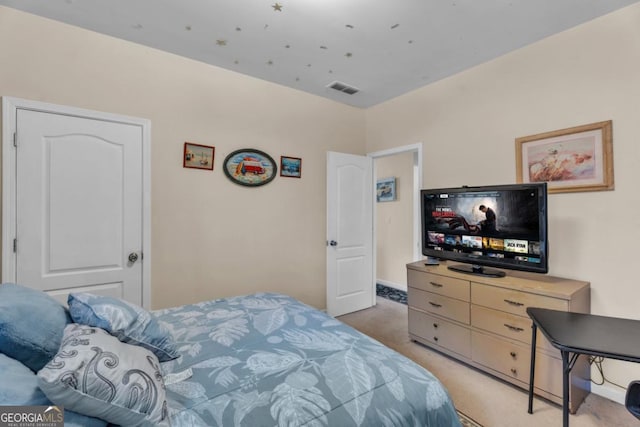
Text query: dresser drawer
471 305 556 352
472 332 562 398
409 308 471 358
408 269 470 301
409 287 470 324
471 283 567 316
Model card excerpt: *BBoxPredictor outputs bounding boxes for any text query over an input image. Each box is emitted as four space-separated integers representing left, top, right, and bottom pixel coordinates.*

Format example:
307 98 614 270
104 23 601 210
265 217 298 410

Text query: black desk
527 307 640 427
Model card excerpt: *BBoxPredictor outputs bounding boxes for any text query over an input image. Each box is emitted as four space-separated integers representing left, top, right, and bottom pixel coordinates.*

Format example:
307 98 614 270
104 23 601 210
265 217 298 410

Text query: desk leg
562 350 570 427
528 322 537 414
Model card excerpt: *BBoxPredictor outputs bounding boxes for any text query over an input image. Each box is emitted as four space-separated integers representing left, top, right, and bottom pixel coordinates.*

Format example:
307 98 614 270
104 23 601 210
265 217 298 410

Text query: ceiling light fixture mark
391 23 399 29
320 46 328 50
216 39 227 46
345 52 353 58
272 3 283 12
408 40 413 44
185 25 192 31
132 24 143 30
235 27 242 31
264 24 269 30
267 60 274 65
345 24 354 29
285 44 291 48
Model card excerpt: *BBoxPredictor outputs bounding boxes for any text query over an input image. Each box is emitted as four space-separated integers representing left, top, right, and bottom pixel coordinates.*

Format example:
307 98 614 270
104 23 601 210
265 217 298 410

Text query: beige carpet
337 297 638 427
458 411 482 427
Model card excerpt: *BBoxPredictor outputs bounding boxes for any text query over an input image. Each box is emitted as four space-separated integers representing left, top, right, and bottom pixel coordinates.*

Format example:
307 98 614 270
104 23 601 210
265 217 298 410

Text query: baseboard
376 279 406 291
591 383 626 405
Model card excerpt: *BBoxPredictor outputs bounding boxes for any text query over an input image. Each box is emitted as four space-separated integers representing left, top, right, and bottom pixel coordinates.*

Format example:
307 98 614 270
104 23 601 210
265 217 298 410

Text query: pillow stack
0 284 179 427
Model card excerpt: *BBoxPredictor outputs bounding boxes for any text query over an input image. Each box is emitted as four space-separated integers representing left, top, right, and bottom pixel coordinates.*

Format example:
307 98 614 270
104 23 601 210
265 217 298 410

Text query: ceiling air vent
327 81 359 95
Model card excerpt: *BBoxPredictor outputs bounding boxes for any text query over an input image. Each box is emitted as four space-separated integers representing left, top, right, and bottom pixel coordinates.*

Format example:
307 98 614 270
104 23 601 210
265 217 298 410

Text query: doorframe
1 97 152 308
368 143 423 290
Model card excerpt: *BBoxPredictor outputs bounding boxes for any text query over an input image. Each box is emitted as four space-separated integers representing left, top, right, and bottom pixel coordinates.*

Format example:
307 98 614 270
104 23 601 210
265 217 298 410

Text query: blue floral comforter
155 293 461 426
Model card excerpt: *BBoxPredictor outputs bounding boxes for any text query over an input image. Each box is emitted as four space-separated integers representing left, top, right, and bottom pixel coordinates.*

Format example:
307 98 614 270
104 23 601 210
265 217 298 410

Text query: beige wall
0 6 366 310
375 153 414 290
366 3 640 403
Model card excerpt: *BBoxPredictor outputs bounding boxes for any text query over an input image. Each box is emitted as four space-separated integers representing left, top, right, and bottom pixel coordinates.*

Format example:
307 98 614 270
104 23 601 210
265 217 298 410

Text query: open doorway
370 143 422 292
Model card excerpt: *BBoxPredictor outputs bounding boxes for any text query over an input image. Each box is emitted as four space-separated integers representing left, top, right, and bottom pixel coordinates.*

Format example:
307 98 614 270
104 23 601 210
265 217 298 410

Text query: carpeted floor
458 411 482 427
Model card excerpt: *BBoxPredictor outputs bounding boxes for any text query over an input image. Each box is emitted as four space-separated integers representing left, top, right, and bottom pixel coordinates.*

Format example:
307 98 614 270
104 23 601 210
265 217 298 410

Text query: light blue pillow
0 283 71 372
68 292 179 362
38 324 170 427
0 353 107 427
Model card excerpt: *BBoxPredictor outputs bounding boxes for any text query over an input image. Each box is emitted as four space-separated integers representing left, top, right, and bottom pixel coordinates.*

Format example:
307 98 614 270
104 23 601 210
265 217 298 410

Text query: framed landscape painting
184 142 214 170
280 156 302 178
515 120 614 193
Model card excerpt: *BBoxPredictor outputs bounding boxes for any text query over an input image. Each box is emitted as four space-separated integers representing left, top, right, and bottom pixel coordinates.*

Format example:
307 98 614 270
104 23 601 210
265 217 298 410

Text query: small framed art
376 177 396 202
280 156 302 178
184 142 214 170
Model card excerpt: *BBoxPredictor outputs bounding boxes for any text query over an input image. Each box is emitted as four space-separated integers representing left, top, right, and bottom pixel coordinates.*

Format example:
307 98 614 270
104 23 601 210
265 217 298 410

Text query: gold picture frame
515 120 614 194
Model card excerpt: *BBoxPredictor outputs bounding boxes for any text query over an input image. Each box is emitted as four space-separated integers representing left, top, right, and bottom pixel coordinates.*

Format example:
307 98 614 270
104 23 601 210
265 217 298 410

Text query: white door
2 98 149 307
326 151 374 317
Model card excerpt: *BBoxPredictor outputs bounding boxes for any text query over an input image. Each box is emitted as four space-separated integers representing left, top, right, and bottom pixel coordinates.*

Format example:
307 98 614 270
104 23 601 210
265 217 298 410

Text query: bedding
157 292 461 426
68 292 179 362
0 353 106 427
0 283 71 372
0 284 460 426
38 323 170 427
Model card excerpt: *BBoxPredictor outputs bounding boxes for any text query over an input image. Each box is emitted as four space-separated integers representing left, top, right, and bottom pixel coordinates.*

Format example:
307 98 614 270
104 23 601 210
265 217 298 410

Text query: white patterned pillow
37 324 170 427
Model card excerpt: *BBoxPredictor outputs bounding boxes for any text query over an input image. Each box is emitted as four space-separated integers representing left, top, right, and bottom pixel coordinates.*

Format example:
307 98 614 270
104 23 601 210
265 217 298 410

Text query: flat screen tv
421 183 548 277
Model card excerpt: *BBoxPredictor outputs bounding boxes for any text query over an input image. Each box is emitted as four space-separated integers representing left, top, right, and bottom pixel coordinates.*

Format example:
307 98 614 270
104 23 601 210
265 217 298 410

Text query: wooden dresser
407 260 591 412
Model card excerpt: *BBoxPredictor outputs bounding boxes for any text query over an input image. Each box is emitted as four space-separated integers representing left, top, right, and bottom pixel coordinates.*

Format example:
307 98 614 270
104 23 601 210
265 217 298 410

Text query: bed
0 284 461 426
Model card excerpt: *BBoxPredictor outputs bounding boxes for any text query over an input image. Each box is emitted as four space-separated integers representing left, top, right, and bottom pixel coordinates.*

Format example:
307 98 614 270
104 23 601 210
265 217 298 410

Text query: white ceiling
2 0 638 108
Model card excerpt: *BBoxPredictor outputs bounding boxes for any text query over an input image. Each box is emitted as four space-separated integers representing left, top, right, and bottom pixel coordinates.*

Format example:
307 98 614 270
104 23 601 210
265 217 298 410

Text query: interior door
326 151 374 317
11 105 144 305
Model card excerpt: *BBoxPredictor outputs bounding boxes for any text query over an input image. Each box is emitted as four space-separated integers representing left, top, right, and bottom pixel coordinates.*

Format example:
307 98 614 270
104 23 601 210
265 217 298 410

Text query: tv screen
421 183 548 276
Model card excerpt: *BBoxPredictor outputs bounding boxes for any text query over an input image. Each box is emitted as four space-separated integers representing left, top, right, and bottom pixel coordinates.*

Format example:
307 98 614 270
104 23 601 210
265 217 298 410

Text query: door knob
329 240 338 247
128 252 139 263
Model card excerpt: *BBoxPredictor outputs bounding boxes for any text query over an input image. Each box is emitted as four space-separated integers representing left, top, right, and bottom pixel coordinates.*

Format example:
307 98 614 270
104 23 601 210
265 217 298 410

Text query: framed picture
280 156 302 178
515 120 614 194
184 142 214 170
223 149 277 186
376 177 396 202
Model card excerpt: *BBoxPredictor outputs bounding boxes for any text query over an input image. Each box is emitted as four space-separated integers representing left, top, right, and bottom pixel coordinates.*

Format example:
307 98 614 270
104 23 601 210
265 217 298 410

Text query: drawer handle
510 351 517 359
429 282 443 288
510 368 517 376
433 323 439 329
504 299 524 307
503 323 524 333
434 336 439 342
429 302 442 308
